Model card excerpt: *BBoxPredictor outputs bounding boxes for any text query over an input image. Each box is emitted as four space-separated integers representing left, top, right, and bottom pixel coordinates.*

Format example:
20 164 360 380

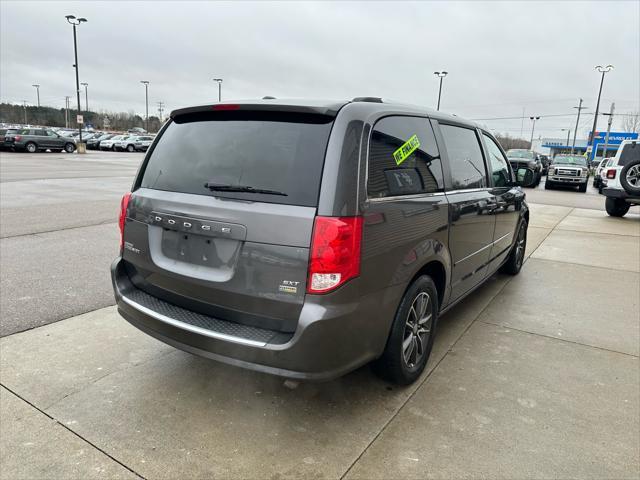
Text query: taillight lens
14 135 21 142
119 192 132 250
606 169 616 179
307 216 363 294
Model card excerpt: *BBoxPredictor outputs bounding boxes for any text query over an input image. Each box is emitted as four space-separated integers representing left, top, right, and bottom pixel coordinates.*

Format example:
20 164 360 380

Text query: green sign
393 134 420 165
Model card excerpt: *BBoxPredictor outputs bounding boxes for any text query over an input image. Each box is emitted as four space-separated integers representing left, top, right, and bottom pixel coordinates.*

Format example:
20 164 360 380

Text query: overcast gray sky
1 0 638 139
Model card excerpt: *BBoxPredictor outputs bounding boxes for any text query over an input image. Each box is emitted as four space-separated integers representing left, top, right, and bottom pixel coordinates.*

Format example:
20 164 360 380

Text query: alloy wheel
626 164 640 188
515 224 526 268
402 292 432 368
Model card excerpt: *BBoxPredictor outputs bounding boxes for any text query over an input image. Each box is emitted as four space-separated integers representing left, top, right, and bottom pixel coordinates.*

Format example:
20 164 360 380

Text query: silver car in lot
133 135 155 152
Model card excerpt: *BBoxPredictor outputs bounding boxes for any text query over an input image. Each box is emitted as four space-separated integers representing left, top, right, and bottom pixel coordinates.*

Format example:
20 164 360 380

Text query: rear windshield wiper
204 182 288 196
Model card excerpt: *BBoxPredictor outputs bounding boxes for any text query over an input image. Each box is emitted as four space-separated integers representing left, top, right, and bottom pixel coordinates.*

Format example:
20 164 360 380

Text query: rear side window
440 125 487 190
619 143 639 166
140 112 333 207
367 116 443 198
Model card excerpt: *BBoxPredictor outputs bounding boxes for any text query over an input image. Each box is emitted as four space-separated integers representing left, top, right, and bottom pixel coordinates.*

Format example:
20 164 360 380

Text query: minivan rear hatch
121 105 338 332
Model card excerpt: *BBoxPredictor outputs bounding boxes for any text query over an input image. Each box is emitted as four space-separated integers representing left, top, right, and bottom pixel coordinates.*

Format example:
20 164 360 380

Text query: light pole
140 81 149 132
213 78 223 102
65 14 87 151
529 116 540 147
433 71 448 111
32 84 40 108
588 65 613 160
81 82 88 111
561 128 571 151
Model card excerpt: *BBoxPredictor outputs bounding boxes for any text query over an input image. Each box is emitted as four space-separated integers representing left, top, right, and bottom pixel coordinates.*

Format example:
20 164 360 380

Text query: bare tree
494 133 530 151
622 111 640 134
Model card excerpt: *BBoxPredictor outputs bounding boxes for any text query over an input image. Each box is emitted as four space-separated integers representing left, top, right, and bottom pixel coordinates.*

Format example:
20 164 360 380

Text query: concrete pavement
1 202 638 479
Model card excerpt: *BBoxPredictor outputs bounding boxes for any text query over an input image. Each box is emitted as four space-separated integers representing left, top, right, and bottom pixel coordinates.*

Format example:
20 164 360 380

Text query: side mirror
515 168 535 187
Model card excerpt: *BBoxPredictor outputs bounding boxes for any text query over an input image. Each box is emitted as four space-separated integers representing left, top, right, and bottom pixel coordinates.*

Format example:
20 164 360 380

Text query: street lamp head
213 78 223 83
32 84 39 88
81 82 88 86
140 80 149 85
595 65 614 73
65 14 76 20
78 17 87 23
434 71 448 78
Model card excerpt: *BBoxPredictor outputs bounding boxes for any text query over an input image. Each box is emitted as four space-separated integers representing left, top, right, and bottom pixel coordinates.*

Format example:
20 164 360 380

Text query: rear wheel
500 218 527 275
374 276 438 385
605 197 630 217
25 142 37 153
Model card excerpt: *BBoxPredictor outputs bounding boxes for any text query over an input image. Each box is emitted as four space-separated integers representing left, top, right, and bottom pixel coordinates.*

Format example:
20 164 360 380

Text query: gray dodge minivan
112 98 531 384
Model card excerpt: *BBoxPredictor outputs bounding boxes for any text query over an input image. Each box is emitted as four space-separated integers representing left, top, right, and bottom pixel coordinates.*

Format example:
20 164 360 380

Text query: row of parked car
0 126 155 153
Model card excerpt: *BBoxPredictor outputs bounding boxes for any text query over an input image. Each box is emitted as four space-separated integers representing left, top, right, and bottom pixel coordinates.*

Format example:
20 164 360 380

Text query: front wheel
126 144 135 152
500 218 527 275
544 180 554 190
374 276 438 385
578 182 587 193
605 197 630 217
64 143 75 153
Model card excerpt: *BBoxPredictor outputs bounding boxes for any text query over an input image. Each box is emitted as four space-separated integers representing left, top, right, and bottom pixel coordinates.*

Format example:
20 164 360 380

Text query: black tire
500 218 527 275
605 197 630 217
25 142 37 153
544 180 554 190
374 276 438 385
126 144 135 152
64 143 75 153
578 182 587 193
620 159 640 195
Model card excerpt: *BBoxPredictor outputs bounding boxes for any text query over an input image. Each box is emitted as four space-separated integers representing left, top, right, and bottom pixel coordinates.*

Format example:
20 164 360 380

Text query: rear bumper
602 188 640 203
111 257 401 381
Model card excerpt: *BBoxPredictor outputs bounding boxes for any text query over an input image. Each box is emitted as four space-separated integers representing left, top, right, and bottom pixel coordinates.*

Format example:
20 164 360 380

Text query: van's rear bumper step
111 257 402 381
121 288 292 347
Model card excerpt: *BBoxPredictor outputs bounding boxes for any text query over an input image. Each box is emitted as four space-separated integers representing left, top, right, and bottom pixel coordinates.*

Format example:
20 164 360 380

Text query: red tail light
307 216 363 294
14 135 21 142
606 169 616 179
119 192 132 250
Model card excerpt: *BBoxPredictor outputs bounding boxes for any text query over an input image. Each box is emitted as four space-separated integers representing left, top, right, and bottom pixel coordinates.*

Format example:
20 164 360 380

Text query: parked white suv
601 139 640 217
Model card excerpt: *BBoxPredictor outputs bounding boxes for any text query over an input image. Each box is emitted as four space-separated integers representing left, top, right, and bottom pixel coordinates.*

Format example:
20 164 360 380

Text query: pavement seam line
554 226 640 238
1 220 117 239
338 274 515 480
0 384 147 480
478 319 639 358
527 255 640 274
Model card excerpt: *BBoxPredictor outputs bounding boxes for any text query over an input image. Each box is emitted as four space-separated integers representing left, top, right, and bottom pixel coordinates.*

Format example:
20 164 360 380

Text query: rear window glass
619 143 639 166
140 112 333 207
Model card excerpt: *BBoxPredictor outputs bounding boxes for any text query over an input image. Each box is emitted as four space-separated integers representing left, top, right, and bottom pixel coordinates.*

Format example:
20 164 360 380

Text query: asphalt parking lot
1 151 639 479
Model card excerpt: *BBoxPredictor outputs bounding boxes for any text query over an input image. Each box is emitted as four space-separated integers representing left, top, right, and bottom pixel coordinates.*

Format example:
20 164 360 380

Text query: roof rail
352 97 383 103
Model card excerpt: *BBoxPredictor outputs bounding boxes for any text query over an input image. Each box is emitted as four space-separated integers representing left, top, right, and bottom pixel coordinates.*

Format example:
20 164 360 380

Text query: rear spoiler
170 102 346 121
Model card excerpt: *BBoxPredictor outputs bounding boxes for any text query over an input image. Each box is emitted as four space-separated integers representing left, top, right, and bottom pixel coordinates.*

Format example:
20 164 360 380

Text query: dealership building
532 131 638 159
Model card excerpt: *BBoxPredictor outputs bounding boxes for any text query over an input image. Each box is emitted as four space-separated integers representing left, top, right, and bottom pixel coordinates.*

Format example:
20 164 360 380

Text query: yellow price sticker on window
393 134 420 165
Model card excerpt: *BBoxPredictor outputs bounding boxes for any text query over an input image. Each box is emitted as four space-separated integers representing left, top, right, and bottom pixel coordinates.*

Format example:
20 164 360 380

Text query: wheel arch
407 260 447 310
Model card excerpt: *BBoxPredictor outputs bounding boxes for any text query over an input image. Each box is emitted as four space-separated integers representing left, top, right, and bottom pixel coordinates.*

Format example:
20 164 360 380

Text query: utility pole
213 78 223 102
520 107 525 138
571 98 586 154
65 96 71 128
22 100 28 124
140 81 149 132
561 128 571 151
529 116 540 147
32 84 40 108
601 103 615 160
81 82 89 111
157 101 164 122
